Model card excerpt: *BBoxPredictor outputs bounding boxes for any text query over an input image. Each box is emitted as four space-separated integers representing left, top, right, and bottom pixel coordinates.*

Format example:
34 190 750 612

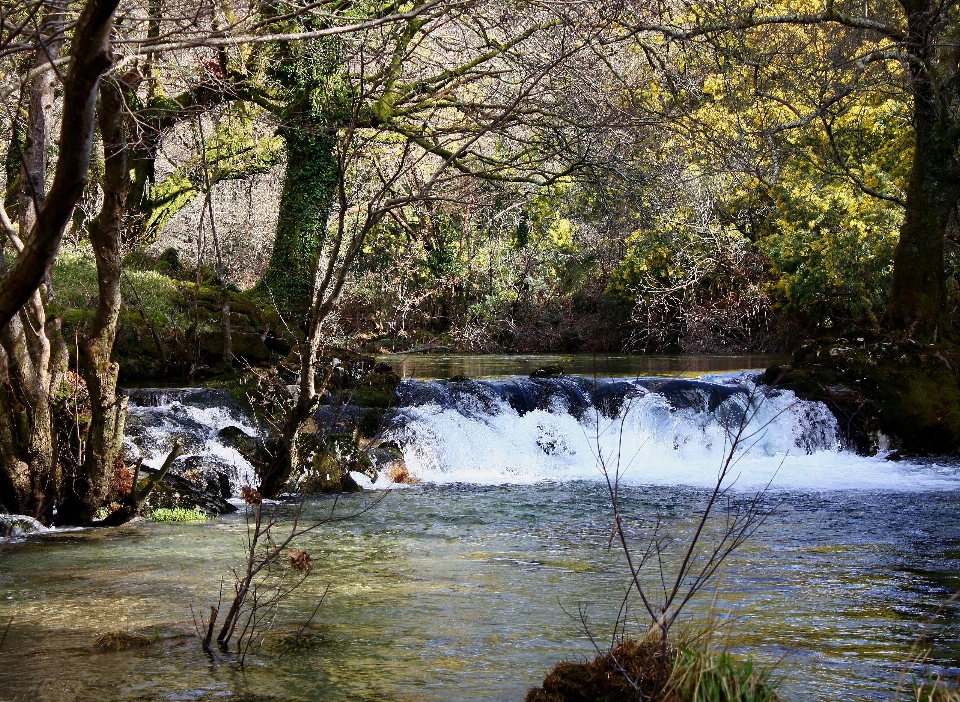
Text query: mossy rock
217 425 258 456
766 334 960 455
300 453 362 494
350 383 397 409
292 432 372 493
346 364 401 409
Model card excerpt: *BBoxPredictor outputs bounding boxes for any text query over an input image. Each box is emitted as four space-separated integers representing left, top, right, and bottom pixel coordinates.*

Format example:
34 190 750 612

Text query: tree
0 0 430 523
254 0 613 495
0 0 120 521
625 0 959 341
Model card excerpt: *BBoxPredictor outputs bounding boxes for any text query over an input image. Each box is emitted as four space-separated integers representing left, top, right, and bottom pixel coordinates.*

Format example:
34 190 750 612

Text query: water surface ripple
1 484 959 701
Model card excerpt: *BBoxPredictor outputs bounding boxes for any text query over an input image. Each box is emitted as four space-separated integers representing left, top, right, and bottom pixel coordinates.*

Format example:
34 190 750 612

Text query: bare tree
256 0 612 495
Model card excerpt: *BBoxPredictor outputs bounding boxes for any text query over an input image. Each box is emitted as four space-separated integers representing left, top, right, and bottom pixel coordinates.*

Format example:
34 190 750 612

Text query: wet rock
530 365 565 379
217 425 258 456
767 335 960 455
139 465 238 515
0 514 49 536
290 432 372 494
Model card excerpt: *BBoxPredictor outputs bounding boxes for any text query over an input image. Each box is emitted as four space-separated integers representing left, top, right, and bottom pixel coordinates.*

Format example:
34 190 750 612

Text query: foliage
148 507 212 523
345 178 630 352
526 631 779 702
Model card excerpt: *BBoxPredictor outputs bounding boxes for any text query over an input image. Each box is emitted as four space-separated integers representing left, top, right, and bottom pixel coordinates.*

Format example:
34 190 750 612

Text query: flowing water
376 352 789 379
2 356 959 701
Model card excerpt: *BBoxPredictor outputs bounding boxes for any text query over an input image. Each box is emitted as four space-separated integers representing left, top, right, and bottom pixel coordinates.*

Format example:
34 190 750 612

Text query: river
1 354 958 701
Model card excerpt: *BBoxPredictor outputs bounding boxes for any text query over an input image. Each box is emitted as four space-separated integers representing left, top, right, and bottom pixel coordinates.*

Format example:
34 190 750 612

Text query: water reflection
377 353 790 380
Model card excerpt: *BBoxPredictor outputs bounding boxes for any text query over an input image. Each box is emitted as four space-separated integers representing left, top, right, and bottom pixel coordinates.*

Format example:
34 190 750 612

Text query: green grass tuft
526 629 779 702
148 507 212 523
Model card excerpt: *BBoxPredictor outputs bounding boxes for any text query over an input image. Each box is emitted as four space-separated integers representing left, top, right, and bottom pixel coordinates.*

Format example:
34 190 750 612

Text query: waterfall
119 375 960 495
383 373 960 491
124 388 259 494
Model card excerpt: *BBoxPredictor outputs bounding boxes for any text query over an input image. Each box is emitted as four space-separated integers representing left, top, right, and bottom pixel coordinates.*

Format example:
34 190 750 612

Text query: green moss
51 246 289 381
767 334 960 454
148 507 212 522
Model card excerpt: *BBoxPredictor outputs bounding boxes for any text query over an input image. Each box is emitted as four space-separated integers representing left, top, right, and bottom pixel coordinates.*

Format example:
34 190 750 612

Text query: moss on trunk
260 131 338 322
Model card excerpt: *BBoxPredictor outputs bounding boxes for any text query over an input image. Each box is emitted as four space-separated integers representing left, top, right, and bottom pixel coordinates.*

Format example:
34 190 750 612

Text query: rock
0 514 49 536
217 425 258 456
767 334 960 455
138 465 238 515
290 432 373 494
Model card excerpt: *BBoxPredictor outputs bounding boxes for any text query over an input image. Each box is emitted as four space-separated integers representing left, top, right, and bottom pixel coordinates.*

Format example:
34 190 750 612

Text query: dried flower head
241 486 262 505
289 549 314 572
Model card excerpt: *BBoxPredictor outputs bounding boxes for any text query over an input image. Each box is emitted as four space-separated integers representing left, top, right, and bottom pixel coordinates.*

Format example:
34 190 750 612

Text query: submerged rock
530 364 565 379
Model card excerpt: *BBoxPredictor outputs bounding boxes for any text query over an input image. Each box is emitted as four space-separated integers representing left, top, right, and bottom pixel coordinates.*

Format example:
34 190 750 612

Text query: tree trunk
883 6 960 340
260 130 338 322
0 309 60 522
18 2 65 235
0 0 120 332
0 4 72 522
58 79 130 526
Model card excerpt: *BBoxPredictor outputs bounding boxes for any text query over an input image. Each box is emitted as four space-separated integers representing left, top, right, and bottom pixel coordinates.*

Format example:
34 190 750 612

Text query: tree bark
18 1 66 236
58 78 130 526
260 130 338 322
0 0 120 333
882 2 960 340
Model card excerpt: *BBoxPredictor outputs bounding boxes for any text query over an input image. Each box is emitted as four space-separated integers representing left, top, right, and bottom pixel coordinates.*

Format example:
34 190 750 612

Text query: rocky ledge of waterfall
764 334 960 456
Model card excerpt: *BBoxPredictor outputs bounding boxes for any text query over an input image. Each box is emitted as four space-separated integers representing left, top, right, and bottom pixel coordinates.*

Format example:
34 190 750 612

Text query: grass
149 507 213 523
93 631 154 650
672 644 778 702
526 629 778 702
912 676 960 701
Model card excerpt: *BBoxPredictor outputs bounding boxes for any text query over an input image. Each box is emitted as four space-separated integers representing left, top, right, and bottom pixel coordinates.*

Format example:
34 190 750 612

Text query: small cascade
385 373 960 490
118 375 960 494
124 388 259 494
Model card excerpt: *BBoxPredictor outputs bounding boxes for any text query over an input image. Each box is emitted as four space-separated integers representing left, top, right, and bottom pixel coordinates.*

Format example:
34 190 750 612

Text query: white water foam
124 391 259 492
387 376 960 492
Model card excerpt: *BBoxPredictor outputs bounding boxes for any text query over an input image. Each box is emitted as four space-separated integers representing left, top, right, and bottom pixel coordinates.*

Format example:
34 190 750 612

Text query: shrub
526 632 778 702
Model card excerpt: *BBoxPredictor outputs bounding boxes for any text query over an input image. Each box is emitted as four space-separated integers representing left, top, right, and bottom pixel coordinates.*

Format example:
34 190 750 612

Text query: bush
526 632 778 702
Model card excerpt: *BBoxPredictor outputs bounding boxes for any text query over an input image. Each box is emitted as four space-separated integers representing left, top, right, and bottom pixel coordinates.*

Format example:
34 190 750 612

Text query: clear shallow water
4 362 960 701
1 485 959 702
377 353 789 379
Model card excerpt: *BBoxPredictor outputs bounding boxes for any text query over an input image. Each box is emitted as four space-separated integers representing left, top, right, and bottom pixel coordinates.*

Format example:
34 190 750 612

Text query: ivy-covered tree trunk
883 6 960 341
261 130 338 322
258 130 337 495
58 80 130 526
